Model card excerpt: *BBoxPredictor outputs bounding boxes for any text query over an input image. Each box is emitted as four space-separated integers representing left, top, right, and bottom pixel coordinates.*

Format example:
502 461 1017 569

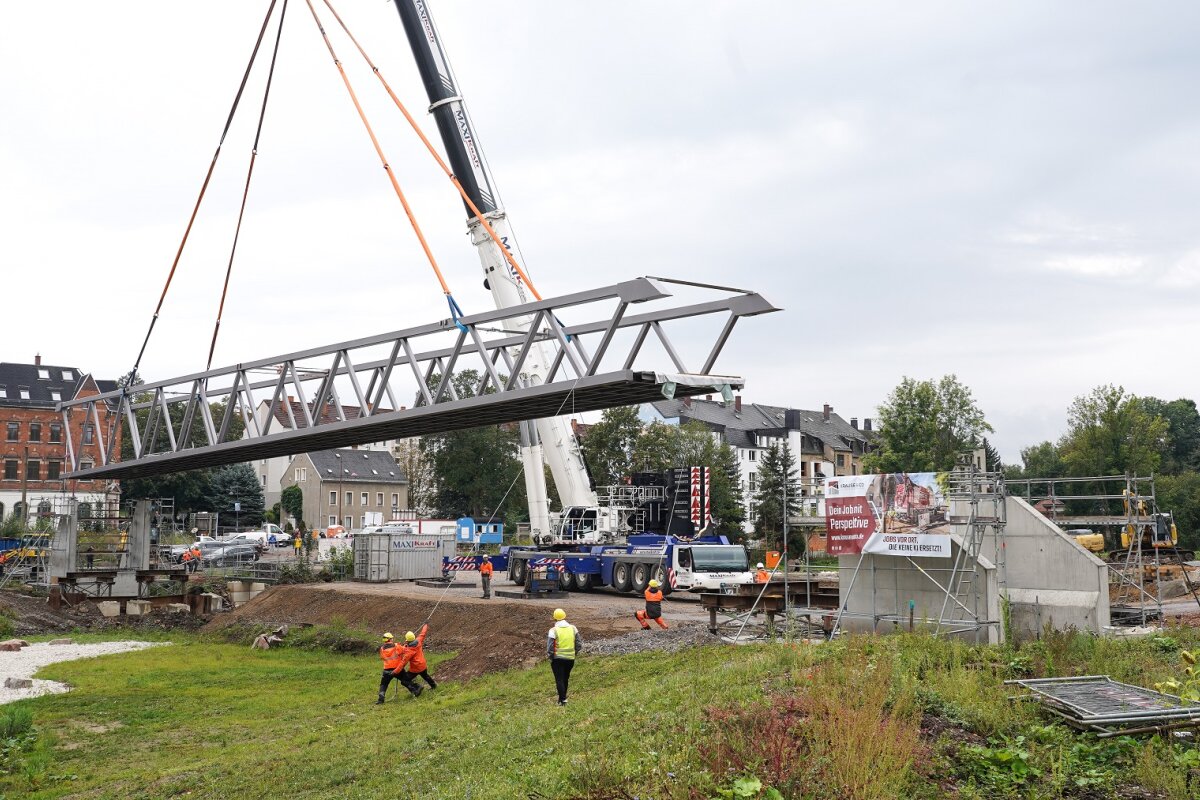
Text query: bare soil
206 580 714 680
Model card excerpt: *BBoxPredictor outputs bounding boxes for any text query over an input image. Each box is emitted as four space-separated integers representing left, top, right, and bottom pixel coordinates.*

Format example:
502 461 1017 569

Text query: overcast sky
2 1 1198 463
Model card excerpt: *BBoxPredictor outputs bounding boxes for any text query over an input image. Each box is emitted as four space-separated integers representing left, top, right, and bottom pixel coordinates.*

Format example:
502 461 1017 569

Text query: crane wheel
511 559 527 585
631 563 650 593
558 570 573 591
653 565 672 596
613 562 632 592
574 573 594 592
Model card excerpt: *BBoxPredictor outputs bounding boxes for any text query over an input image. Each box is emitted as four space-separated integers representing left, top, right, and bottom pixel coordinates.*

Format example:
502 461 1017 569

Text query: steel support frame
59 277 776 480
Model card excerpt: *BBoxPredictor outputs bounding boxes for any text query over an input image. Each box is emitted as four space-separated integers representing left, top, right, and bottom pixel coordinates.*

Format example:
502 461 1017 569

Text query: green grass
1 628 1199 798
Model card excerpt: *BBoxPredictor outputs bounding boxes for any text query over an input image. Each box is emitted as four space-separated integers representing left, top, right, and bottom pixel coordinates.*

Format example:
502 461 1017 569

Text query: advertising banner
824 473 951 558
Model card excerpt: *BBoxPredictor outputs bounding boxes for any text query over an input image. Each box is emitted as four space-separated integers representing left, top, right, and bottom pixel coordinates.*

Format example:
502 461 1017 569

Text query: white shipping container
387 531 457 580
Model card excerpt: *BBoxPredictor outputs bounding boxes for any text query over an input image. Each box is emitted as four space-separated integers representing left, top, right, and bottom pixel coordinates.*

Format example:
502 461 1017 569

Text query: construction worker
399 624 437 691
294 531 303 558
635 579 669 630
479 555 494 599
377 632 421 703
187 544 202 573
755 562 770 583
546 608 580 706
181 547 193 570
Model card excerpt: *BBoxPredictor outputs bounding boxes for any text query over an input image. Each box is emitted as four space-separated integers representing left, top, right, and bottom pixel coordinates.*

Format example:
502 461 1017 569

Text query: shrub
0 707 32 740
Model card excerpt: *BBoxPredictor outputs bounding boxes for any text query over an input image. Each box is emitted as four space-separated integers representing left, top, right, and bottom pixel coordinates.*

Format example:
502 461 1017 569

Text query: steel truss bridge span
59 278 777 481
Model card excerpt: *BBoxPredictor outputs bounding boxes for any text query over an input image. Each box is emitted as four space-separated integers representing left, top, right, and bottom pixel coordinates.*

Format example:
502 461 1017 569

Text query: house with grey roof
650 395 875 533
280 448 409 531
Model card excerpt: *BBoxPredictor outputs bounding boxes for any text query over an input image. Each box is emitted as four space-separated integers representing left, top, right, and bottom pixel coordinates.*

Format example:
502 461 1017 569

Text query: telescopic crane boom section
391 0 594 538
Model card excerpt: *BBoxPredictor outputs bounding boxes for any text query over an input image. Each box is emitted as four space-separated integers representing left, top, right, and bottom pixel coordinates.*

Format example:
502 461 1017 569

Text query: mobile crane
391 0 594 543
390 1 754 589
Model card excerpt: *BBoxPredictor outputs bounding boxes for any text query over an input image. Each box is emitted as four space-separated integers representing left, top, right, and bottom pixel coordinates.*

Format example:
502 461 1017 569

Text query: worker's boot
375 692 385 705
411 684 424 698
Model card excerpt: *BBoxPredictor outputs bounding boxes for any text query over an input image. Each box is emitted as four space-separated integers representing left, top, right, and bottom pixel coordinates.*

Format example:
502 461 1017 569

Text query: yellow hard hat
553 608 566 621
382 632 394 641
404 631 416 642
648 579 660 588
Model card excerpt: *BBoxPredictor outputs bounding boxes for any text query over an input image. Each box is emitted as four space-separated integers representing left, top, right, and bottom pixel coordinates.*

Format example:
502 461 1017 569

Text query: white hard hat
756 562 765 569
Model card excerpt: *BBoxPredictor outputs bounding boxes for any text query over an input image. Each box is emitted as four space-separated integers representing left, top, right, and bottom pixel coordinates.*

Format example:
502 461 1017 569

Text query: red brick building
0 357 120 521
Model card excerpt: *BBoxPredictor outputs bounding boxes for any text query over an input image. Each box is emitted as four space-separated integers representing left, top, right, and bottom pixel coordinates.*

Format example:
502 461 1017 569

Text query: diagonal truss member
59 278 777 481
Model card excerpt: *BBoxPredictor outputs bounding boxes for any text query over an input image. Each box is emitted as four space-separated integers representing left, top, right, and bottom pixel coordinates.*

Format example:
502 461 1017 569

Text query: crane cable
317 0 543 303
127 0 283 383
207 0 290 370
303 0 466 325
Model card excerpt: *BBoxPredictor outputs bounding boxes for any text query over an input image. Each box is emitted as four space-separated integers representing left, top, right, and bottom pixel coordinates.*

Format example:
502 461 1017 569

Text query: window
19 388 30 400
748 473 757 491
360 492 368 507
376 492 384 506
49 423 61 443
295 467 307 482
37 369 49 380
836 454 845 468
0 387 5 398
50 391 61 402
26 460 40 481
391 493 399 509
343 515 353 529
748 450 757 462
29 422 41 442
360 516 368 528
345 492 352 505
329 515 337 526
329 491 337 505
80 460 94 472
261 475 267 487
3 460 16 480
47 460 62 480
62 370 73 380
6 422 18 441
82 424 94 444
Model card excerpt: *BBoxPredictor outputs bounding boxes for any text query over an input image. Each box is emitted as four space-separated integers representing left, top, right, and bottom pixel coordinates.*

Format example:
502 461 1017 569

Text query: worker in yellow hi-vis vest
546 608 581 706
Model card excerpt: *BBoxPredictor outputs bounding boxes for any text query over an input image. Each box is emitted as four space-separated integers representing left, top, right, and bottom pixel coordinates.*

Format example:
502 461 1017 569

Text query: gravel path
0 641 164 705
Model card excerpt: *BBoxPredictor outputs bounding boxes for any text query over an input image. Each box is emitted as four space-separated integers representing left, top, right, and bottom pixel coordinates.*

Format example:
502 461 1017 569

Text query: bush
0 708 32 741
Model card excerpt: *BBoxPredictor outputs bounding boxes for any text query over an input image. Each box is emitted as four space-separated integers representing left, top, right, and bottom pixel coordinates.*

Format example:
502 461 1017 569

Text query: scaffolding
1007 475 1200 626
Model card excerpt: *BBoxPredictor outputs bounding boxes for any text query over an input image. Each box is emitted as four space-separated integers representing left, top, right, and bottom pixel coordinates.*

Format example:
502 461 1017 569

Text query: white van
354 524 415 536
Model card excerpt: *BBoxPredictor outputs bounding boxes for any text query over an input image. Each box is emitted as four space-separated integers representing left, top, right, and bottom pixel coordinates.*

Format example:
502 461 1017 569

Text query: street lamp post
335 453 342 532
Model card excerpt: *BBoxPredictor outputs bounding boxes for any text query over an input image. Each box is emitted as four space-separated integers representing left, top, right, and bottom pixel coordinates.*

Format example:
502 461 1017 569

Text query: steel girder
59 277 777 481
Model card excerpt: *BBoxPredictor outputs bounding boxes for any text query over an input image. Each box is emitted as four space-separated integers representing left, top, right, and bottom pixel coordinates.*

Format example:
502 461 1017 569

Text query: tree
630 421 678 474
753 443 800 547
422 370 526 526
864 375 992 473
1004 440 1066 481
982 437 1002 472
207 463 265 529
1143 397 1200 473
1058 385 1167 477
580 406 643 488
1154 472 1200 551
280 485 304 528
119 397 246 510
392 438 432 514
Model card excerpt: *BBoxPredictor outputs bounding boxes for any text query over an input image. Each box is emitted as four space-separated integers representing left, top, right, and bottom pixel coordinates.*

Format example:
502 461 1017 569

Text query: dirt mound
207 584 631 680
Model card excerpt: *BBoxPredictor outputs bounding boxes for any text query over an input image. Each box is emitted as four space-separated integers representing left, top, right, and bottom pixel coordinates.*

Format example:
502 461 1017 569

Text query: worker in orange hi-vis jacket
635 580 669 630
479 555 494 599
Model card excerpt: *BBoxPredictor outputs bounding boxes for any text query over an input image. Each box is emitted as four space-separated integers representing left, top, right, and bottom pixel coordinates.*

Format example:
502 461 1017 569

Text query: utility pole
782 460 789 640
336 452 343 531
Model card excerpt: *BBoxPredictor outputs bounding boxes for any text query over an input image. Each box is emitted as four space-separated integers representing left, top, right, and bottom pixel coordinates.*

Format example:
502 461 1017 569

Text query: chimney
34 354 41 366
288 395 295 403
823 404 832 422
850 417 858 429
734 395 742 413
864 418 872 432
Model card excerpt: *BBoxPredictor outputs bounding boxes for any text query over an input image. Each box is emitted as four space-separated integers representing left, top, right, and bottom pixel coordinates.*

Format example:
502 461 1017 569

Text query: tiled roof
306 448 408 484
268 399 364 430
0 362 104 408
651 398 872 454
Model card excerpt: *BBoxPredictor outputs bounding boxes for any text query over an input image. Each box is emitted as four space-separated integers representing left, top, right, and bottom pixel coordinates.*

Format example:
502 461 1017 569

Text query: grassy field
2 626 1200 799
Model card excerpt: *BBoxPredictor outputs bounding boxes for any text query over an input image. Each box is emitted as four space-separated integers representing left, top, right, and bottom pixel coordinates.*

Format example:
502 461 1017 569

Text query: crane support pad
59 277 774 482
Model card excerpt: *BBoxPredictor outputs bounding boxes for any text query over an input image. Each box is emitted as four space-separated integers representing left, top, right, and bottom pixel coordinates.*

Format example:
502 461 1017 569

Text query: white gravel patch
0 641 165 705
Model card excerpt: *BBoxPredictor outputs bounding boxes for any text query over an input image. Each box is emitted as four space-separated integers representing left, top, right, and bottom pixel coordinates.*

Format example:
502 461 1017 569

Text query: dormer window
0 387 5 398
19 388 30 400
62 370 74 380
50 390 62 402
37 369 49 380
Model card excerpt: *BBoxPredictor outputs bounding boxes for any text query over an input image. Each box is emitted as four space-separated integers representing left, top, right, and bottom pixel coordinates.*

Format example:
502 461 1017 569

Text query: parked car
269 531 293 547
204 543 260 567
